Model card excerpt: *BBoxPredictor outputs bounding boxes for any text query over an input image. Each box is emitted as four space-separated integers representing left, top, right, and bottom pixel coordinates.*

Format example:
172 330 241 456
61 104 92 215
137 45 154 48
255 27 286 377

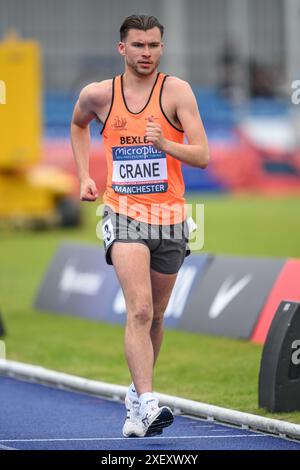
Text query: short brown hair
120 15 164 41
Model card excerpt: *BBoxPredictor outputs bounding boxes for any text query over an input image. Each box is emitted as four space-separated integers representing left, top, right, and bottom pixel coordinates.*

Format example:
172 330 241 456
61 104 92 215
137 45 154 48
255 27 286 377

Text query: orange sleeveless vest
101 72 185 225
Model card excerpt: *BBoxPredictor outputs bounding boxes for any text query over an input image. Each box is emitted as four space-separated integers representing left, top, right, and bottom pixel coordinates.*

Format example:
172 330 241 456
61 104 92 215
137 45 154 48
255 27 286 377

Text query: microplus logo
0 80 6 104
113 145 165 161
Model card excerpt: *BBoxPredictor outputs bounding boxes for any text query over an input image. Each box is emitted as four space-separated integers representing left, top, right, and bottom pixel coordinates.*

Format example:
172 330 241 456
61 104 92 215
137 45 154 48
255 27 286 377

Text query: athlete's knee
128 303 153 327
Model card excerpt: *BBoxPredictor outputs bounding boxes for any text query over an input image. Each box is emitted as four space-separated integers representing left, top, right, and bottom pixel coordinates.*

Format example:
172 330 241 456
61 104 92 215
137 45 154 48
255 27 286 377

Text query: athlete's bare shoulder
160 76 195 130
162 75 193 98
75 79 113 123
78 79 113 111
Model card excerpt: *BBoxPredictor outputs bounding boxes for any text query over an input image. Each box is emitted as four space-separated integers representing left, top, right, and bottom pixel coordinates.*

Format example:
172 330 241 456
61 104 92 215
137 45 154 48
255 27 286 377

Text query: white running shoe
122 393 166 438
122 393 145 437
139 397 174 437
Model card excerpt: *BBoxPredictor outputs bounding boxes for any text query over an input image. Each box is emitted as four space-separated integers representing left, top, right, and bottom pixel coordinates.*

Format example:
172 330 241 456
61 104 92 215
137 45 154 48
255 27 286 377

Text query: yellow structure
0 80 6 104
0 33 79 227
0 32 41 169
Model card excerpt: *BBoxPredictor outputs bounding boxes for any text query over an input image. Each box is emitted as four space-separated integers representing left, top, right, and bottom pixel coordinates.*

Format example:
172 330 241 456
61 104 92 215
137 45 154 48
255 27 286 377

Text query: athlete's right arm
70 82 107 201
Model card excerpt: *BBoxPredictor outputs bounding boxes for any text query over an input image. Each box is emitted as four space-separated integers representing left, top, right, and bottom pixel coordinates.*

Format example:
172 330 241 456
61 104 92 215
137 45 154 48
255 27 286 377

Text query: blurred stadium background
1 0 300 422
2 0 300 197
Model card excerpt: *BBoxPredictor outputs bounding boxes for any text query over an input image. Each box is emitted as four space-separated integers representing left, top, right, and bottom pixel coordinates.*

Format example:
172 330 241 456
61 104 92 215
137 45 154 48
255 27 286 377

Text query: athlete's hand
79 177 99 201
145 116 167 151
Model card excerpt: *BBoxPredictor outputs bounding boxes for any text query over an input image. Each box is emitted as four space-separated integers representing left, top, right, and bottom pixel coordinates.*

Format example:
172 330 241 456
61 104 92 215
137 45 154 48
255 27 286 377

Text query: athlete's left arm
145 80 210 168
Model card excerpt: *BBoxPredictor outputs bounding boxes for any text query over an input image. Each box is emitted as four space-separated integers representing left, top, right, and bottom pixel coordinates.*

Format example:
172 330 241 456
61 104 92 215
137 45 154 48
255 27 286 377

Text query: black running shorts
102 205 190 275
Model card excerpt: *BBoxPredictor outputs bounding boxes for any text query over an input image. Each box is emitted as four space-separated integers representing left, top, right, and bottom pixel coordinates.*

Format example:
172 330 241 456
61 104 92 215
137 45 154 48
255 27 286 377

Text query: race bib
112 145 168 195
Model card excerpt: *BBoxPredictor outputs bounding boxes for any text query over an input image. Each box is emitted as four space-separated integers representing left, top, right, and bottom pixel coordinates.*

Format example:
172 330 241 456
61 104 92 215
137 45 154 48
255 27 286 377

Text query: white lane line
182 425 216 428
209 429 239 432
0 434 267 443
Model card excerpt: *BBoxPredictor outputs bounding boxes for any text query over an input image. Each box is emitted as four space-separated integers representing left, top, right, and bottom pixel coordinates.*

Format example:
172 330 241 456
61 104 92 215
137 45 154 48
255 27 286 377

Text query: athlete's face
118 27 163 76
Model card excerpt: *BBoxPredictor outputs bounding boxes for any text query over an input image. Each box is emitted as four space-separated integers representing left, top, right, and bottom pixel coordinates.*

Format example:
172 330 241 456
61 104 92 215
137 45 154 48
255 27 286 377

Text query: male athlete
71 14 209 437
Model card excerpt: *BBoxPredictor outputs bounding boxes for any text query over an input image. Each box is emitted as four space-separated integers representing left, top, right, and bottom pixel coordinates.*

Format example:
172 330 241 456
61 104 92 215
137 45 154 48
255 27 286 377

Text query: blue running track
1 375 300 450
